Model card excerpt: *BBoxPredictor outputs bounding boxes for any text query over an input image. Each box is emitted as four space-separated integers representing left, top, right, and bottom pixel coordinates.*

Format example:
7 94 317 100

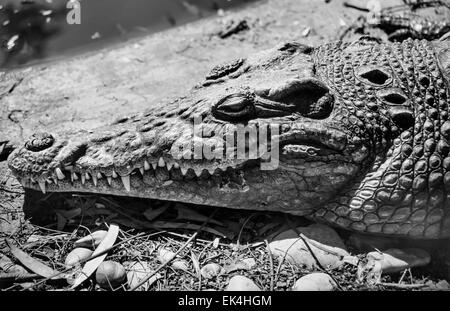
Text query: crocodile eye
25 132 54 152
356 66 392 86
212 93 255 122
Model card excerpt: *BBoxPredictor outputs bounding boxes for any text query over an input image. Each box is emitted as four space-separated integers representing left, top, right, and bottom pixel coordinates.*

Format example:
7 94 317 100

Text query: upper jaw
8 117 356 195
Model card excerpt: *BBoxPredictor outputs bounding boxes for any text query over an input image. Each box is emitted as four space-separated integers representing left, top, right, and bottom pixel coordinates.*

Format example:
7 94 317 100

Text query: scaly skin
7 37 450 238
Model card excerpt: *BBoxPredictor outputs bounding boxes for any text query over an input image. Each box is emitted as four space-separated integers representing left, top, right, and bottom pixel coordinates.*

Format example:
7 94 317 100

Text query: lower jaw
19 167 319 216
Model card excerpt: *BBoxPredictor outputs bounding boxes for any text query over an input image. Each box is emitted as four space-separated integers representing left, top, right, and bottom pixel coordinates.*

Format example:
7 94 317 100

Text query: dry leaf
6 240 61 279
175 205 224 226
190 251 200 276
212 238 220 249
74 230 108 249
71 224 120 288
158 248 176 264
0 254 15 272
143 206 168 221
55 208 81 220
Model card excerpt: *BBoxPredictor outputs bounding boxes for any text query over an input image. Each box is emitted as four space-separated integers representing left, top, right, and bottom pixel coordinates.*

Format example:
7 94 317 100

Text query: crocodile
7 36 450 239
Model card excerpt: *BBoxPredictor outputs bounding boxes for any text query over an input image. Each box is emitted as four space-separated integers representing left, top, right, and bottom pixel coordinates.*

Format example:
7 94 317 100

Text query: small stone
291 273 337 291
171 260 189 271
200 263 222 279
268 224 349 269
225 275 261 291
95 261 127 290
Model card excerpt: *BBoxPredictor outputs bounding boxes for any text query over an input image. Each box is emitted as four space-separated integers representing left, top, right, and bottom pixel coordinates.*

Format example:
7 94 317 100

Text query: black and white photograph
1 0 450 299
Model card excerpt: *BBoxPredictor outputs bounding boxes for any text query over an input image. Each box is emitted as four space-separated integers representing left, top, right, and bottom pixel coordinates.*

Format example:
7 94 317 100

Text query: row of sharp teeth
30 157 230 194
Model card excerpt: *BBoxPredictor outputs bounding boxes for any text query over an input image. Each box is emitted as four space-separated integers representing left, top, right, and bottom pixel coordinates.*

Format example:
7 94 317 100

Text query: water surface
0 0 259 67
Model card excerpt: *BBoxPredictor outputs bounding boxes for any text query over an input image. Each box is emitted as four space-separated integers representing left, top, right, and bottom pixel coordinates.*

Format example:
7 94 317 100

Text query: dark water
0 0 259 68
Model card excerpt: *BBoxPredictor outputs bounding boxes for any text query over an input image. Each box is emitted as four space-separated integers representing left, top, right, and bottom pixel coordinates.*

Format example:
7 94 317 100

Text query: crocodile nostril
25 132 54 152
271 80 334 119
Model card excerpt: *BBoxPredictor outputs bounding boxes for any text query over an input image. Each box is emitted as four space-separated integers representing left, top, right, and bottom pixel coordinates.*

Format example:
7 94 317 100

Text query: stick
0 272 42 283
380 282 428 289
265 239 274 291
343 1 370 11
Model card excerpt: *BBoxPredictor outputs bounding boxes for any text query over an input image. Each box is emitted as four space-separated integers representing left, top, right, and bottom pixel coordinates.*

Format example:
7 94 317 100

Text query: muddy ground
1 0 450 291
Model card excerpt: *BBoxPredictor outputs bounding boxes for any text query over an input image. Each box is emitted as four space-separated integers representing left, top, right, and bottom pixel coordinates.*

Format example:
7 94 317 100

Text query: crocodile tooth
53 177 58 185
194 168 203 177
31 178 36 183
208 168 215 175
139 168 145 176
85 172 91 180
112 170 118 178
72 172 78 181
107 176 112 185
181 167 188 175
121 175 131 192
81 174 86 184
173 163 180 169
158 157 165 167
162 180 173 187
64 165 73 171
46 179 52 184
92 174 98 186
97 172 103 179
144 160 150 170
38 180 46 194
166 163 173 171
151 162 157 170
55 168 65 180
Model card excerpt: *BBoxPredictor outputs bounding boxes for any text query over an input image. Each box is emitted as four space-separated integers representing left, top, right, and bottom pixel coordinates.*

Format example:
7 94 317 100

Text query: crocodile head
8 37 450 238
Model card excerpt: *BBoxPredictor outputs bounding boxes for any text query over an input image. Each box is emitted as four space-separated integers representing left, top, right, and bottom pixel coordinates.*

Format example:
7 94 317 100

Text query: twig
0 272 42 282
0 187 24 194
236 213 256 247
380 282 428 289
273 236 304 286
264 239 274 291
